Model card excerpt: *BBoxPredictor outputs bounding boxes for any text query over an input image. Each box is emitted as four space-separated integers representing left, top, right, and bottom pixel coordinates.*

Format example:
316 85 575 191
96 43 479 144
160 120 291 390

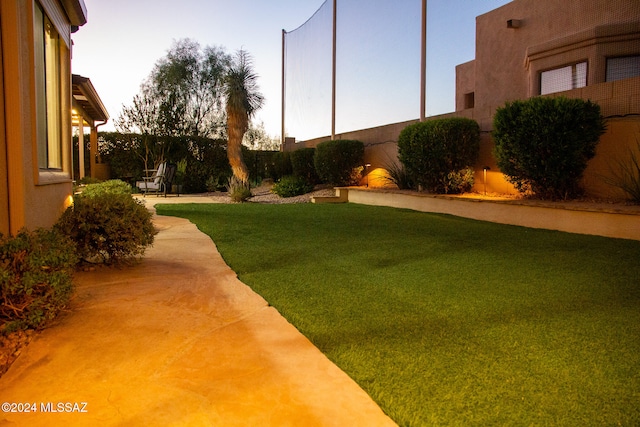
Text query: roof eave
72 74 110 122
61 0 88 27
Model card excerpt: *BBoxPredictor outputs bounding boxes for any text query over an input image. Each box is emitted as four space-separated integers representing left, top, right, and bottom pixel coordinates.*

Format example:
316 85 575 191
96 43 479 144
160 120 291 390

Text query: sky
72 0 511 140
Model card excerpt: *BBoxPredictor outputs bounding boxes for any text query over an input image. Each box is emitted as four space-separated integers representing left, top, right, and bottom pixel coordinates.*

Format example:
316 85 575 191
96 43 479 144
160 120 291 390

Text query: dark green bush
180 138 230 193
244 149 279 185
56 184 156 263
493 96 606 200
314 140 365 186
97 132 146 181
205 172 230 192
271 175 314 198
0 228 77 332
268 151 292 181
79 179 131 198
398 118 480 194
290 148 319 184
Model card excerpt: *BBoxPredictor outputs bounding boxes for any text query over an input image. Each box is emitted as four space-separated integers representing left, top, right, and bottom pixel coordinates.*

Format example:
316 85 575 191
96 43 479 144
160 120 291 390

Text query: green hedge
398 118 480 193
181 138 230 193
267 151 292 181
493 96 606 199
314 140 364 186
291 148 319 184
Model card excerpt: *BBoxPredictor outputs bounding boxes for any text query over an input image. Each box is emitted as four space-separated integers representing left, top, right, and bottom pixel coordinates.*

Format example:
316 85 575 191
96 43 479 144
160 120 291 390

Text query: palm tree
224 50 264 183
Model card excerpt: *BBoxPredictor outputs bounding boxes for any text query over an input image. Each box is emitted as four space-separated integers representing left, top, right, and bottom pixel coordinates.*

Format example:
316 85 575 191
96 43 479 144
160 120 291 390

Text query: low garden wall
314 188 640 241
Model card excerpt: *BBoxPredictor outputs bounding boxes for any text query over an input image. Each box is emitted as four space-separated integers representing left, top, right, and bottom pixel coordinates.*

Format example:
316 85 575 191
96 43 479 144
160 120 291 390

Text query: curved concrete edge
344 188 640 241
0 214 397 426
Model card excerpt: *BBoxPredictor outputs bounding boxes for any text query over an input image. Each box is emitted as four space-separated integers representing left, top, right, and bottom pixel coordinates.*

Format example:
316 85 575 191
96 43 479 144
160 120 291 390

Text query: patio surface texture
0 196 396 426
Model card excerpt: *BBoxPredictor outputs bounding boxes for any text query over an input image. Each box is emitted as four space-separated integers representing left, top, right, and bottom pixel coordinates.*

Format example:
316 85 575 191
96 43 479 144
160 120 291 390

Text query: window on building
606 56 640 82
34 3 62 170
540 62 587 95
464 92 475 109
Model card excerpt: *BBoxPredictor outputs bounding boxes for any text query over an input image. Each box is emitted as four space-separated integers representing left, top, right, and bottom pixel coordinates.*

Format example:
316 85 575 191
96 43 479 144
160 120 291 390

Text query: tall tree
117 39 230 139
243 121 280 151
151 39 230 137
224 50 264 182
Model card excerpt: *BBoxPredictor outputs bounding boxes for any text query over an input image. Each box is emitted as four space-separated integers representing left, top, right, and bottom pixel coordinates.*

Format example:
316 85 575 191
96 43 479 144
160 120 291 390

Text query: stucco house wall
0 0 88 235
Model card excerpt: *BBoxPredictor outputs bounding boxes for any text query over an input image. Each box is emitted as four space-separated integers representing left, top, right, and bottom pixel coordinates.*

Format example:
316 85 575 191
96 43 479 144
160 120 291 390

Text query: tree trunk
226 110 249 182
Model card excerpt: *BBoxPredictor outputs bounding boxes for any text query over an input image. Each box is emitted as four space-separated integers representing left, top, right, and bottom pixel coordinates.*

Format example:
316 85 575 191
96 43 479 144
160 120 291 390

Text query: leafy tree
114 41 267 190
116 39 231 170
243 121 280 151
150 39 230 138
224 50 264 183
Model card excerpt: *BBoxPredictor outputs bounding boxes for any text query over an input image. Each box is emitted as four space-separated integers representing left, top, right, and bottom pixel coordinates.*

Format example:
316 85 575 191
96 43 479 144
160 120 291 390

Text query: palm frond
224 49 264 118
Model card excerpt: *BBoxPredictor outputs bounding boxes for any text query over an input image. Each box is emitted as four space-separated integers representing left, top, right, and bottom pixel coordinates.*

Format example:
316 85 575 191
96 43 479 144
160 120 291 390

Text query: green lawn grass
156 203 640 426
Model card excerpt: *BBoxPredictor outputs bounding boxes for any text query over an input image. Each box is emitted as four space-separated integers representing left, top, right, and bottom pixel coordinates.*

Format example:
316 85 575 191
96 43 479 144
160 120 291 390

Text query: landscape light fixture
483 166 491 195
365 164 371 187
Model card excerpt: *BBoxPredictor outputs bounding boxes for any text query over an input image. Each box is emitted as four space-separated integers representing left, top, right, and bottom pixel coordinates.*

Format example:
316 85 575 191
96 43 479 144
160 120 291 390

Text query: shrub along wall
55 181 156 264
314 140 365 186
398 118 480 194
1 180 160 336
290 148 319 184
493 96 606 200
285 78 639 199
0 229 77 332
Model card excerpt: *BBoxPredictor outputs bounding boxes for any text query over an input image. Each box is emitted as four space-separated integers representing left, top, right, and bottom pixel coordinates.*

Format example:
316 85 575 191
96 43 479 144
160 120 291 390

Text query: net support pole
281 29 286 148
420 0 427 121
331 0 337 140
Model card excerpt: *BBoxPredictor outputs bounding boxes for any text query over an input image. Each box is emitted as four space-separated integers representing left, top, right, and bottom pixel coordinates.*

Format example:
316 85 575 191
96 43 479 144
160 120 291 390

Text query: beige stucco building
454 0 640 197
0 0 107 236
290 0 640 199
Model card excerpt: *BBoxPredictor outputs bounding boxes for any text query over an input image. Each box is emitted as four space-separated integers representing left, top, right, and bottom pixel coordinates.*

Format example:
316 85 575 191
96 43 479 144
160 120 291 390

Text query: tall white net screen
283 0 515 141
335 0 421 135
284 1 333 142
284 0 421 141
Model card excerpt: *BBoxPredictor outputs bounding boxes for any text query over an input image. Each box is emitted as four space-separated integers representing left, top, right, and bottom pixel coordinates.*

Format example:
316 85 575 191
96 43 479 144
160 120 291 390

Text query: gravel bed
205 184 336 204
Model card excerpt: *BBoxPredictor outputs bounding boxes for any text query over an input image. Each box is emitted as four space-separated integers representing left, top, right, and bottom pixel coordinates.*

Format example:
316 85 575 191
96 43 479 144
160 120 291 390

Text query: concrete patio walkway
0 197 396 426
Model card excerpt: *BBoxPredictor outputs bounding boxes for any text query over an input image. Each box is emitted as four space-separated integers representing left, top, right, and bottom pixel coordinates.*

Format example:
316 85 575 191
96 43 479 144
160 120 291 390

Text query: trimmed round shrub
56 187 156 263
398 118 480 193
314 139 364 186
290 148 319 184
0 228 77 332
493 96 606 199
272 175 314 198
